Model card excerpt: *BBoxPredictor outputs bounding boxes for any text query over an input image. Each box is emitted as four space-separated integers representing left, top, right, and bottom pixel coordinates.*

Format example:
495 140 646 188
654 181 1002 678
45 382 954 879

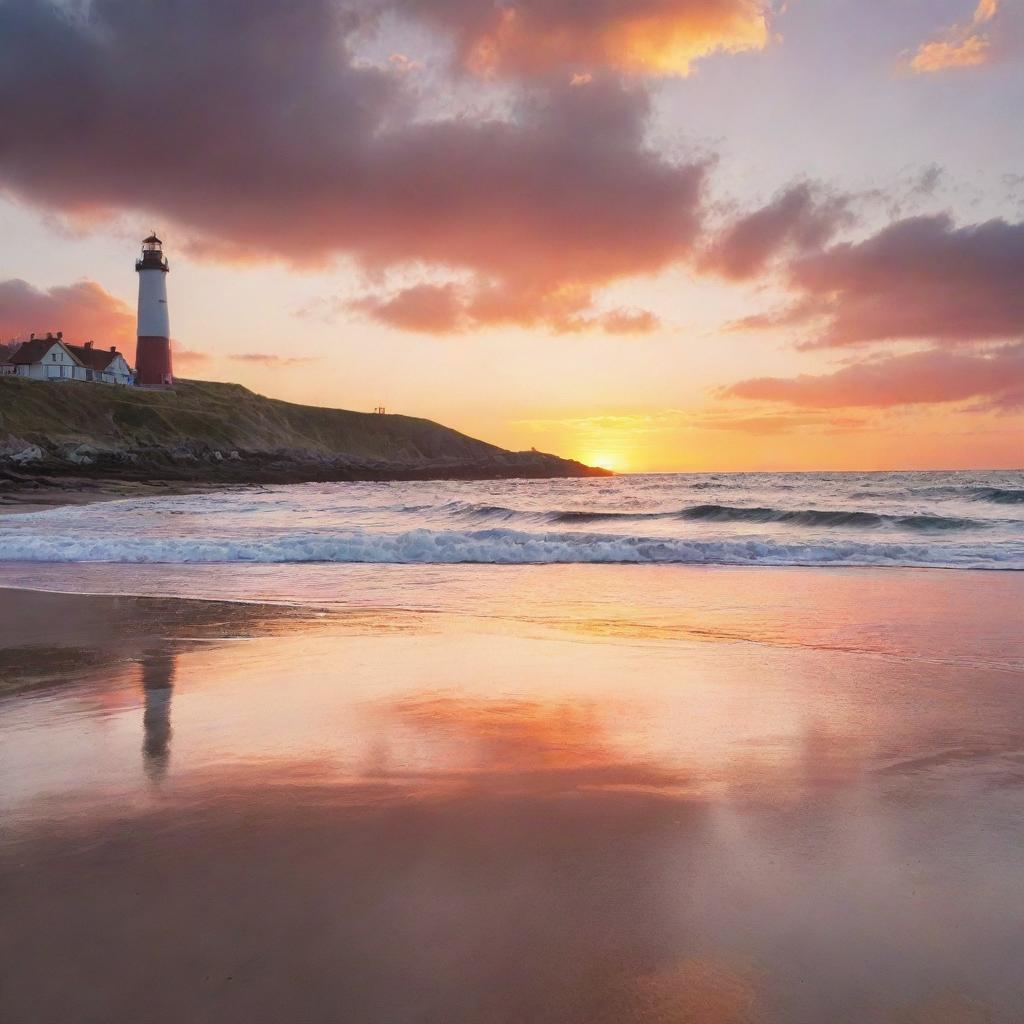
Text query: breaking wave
0 527 1020 569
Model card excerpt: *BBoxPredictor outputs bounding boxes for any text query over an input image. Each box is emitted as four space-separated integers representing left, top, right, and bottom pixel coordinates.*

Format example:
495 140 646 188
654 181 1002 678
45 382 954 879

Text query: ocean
0 471 1021 583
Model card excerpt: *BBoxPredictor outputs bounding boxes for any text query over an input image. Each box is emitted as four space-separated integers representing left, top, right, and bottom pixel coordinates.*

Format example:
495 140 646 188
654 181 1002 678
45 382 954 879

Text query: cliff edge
0 377 607 485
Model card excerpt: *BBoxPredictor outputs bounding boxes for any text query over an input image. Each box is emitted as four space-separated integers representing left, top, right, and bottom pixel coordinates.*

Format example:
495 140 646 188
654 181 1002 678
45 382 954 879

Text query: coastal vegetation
0 377 605 483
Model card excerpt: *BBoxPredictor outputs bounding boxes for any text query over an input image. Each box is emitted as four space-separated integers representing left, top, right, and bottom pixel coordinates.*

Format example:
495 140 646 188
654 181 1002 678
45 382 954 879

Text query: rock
10 444 45 465
64 443 100 466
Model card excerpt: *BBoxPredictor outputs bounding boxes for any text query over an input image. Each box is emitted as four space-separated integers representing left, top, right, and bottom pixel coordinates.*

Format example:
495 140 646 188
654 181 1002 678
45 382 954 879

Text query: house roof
6 338 81 366
65 343 126 373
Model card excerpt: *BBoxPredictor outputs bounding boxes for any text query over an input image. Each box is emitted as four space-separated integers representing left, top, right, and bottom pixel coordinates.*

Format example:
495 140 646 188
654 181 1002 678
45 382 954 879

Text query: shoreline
0 477 238 515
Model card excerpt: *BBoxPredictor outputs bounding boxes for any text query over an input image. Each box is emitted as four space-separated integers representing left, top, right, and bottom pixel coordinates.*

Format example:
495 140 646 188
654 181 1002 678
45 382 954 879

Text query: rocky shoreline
0 377 609 506
0 439 609 511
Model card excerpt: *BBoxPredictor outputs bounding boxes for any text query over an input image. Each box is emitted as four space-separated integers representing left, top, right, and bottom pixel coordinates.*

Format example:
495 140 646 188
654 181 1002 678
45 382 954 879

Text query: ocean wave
676 504 983 530
890 485 1024 505
434 501 984 531
0 527 1019 568
966 487 1024 505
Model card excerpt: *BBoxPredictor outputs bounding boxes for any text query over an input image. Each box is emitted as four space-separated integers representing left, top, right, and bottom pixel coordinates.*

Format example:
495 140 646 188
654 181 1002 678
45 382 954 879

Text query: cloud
350 284 466 334
228 353 321 366
723 343 1024 409
690 409 868 434
0 278 134 344
743 214 1024 348
597 309 661 334
172 348 212 366
910 0 999 73
392 0 771 78
349 281 662 335
0 0 707 328
700 183 852 281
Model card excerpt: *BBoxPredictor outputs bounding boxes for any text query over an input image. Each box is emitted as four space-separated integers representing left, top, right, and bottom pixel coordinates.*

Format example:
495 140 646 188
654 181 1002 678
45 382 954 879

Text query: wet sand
2 570 1024 1023
0 476 237 515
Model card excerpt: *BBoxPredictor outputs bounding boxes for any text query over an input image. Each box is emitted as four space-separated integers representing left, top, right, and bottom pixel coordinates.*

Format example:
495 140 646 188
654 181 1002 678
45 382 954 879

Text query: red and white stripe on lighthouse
135 233 174 388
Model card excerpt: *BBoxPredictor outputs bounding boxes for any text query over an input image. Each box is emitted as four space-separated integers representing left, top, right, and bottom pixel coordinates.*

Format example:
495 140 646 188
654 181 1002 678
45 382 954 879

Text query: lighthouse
135 233 174 387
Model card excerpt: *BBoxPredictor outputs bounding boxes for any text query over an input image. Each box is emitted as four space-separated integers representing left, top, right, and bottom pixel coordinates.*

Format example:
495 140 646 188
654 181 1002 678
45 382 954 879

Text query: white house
0 332 134 386
67 340 134 385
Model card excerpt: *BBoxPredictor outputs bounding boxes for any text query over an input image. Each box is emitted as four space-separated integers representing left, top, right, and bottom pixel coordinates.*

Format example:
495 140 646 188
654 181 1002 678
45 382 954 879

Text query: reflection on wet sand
365 695 689 796
141 649 175 783
3 574 1024 1023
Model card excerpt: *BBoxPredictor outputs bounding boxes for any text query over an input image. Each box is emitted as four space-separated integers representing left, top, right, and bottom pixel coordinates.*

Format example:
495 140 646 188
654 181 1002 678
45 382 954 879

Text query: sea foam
0 526 1021 569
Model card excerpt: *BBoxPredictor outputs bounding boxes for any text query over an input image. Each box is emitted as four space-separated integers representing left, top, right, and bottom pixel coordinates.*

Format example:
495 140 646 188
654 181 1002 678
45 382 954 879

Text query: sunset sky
1 0 1022 471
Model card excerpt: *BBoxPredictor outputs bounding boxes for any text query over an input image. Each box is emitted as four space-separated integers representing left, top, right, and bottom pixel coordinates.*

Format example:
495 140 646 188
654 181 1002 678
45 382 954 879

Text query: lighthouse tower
135 233 173 388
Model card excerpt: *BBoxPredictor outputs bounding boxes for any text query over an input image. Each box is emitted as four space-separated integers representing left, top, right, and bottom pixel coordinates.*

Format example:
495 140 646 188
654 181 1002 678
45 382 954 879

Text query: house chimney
56 331 63 340
110 346 117 353
85 341 93 349
30 332 35 340
47 332 53 340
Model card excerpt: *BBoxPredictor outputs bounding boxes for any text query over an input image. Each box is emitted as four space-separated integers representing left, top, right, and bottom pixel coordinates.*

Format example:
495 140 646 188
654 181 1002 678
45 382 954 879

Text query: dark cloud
737 214 1024 348
392 0 770 77
723 343 1024 409
0 278 134 344
0 0 707 326
700 183 852 281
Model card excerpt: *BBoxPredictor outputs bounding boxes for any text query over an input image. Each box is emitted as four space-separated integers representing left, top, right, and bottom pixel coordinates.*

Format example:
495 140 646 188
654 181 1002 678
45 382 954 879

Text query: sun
585 452 626 473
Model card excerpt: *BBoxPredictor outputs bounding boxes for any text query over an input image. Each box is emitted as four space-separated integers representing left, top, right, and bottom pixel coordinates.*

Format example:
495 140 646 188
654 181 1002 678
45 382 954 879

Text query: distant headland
0 376 608 508
0 236 606 505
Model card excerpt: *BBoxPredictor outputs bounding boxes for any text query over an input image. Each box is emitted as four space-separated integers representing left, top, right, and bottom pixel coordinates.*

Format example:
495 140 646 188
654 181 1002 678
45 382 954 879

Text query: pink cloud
0 0 706 329
350 284 465 334
699 183 852 281
350 281 662 336
0 278 134 346
740 214 1024 349
228 353 320 367
724 343 1024 409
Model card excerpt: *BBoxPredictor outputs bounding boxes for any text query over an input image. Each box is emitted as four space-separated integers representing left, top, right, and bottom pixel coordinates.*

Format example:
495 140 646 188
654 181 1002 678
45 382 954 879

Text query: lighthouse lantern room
135 233 174 388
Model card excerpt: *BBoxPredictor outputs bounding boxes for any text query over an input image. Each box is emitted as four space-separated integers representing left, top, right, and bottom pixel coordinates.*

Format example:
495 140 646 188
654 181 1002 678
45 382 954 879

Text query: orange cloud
0 278 134 346
911 34 990 72
0 277 149 367
398 0 771 78
910 0 999 73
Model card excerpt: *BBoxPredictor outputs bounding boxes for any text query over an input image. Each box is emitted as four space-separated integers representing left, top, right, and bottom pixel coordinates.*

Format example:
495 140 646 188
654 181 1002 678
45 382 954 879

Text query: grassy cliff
0 377 603 480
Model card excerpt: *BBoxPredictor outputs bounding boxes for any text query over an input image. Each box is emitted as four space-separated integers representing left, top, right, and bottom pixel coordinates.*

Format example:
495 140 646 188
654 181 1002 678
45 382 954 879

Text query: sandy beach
3 565 1024 1024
